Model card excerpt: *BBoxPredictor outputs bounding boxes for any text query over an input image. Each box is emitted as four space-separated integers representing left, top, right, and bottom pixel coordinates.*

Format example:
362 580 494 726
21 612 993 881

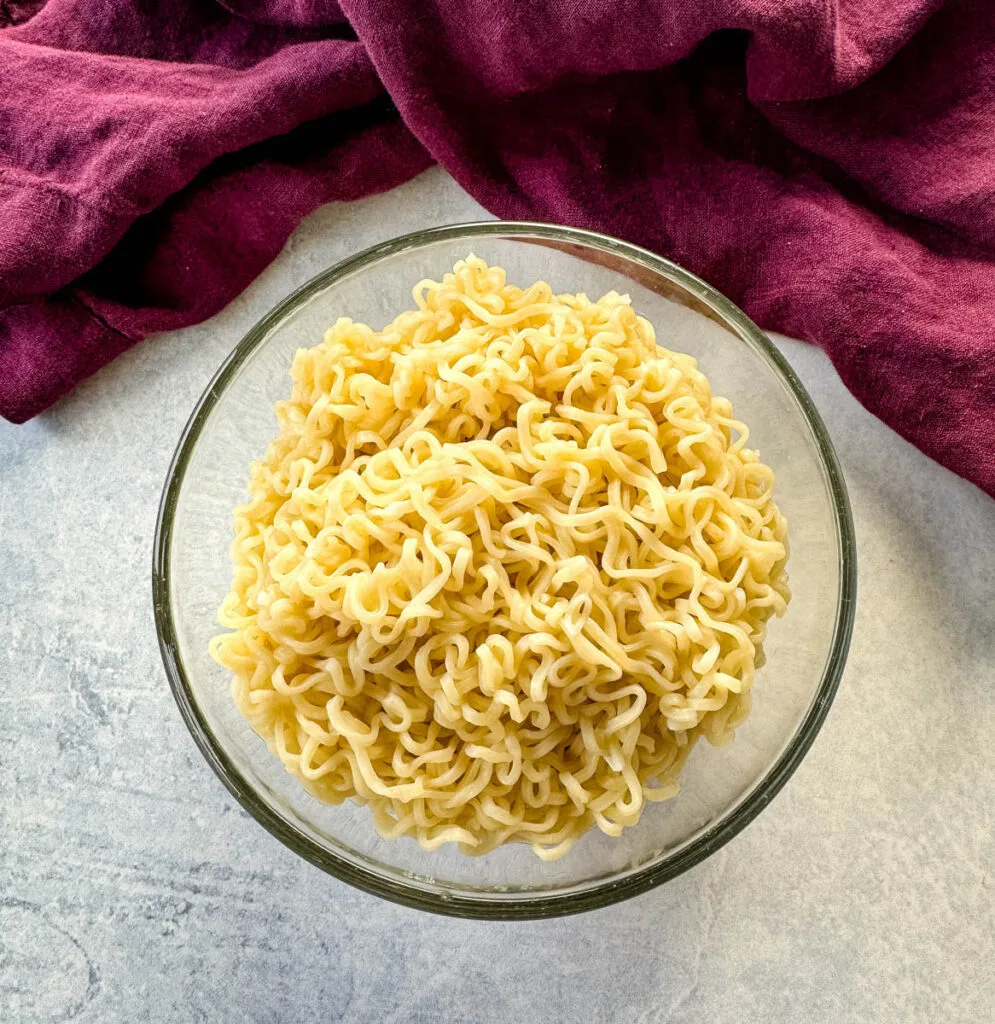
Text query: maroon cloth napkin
2 1 994 497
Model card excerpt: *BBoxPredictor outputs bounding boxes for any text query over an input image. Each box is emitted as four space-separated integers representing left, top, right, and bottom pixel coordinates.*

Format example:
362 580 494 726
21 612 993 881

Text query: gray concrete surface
1 168 993 1023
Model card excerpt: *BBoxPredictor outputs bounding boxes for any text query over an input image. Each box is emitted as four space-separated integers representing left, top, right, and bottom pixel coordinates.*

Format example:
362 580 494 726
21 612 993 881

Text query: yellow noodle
210 256 790 859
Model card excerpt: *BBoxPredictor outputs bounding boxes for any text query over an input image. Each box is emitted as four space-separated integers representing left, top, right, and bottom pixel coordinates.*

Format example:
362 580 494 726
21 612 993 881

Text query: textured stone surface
1 168 992 1023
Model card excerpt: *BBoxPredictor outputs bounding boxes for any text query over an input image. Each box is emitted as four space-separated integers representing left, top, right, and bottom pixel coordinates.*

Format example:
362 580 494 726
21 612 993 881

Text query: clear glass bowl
153 222 856 919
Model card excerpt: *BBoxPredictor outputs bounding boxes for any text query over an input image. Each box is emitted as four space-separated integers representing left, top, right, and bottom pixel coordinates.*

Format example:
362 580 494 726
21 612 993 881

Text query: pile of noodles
210 256 790 860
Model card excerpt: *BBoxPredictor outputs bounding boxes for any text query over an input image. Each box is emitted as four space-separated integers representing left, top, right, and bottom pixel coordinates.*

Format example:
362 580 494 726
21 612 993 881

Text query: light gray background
1 169 992 1023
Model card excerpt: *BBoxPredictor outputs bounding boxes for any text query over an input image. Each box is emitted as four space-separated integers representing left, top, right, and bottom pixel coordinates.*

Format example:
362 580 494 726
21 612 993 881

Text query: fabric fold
1 0 993 498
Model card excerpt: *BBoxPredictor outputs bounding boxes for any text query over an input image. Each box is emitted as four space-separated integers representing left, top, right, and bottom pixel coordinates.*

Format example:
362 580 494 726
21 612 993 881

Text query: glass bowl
153 222 856 919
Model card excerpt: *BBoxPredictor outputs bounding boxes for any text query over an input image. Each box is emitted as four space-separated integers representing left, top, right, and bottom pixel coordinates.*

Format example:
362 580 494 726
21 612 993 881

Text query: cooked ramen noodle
210 256 790 859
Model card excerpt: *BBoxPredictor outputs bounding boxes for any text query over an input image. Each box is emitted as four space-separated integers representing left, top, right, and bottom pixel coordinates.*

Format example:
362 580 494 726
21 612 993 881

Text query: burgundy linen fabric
2 1 994 497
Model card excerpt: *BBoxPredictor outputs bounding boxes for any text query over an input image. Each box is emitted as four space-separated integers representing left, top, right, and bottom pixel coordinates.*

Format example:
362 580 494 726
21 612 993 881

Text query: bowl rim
152 220 857 920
